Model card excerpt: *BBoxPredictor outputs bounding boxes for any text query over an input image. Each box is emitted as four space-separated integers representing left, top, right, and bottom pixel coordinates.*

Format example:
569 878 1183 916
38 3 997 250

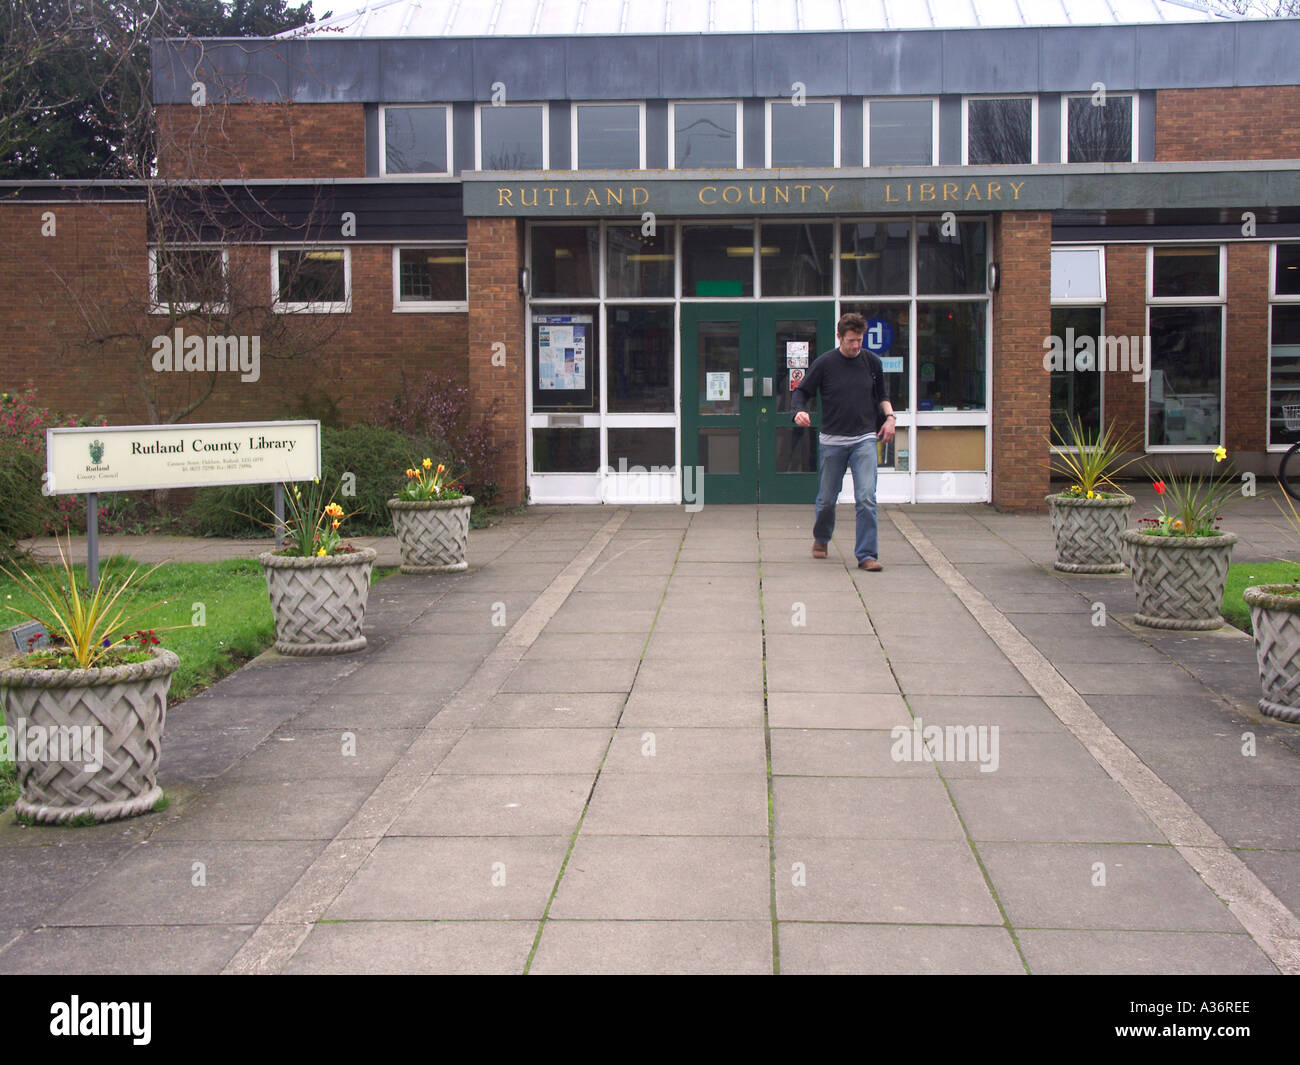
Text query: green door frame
681 302 837 504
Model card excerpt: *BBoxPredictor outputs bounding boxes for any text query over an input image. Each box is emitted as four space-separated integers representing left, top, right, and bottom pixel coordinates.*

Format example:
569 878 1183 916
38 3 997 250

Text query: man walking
791 312 895 570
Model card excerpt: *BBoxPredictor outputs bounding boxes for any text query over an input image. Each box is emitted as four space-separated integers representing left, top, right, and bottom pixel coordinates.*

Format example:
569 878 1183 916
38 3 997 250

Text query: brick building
3 0 1300 511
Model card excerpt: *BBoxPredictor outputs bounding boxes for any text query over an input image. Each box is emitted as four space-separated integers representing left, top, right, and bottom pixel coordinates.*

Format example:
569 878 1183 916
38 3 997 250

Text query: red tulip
1153 481 1166 494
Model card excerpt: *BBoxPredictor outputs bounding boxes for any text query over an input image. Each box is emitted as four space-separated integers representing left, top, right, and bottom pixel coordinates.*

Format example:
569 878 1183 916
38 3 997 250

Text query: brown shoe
812 541 828 559
858 558 884 571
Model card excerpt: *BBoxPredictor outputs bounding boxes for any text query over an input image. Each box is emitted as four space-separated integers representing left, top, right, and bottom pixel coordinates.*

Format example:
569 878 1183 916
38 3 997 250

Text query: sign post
45 421 322 588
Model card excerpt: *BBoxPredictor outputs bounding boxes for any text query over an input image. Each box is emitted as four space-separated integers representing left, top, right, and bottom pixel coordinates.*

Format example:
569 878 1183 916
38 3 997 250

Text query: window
573 103 644 169
866 99 937 166
916 303 987 411
682 224 754 298
1147 246 1225 448
1269 244 1300 446
393 246 467 311
965 97 1035 165
917 219 988 295
766 99 839 167
670 101 742 169
760 222 833 297
149 247 228 313
841 221 910 296
606 224 675 298
1051 247 1106 302
381 105 452 175
530 225 601 298
273 248 351 312
477 104 546 170
607 306 674 413
1064 93 1135 163
1049 248 1107 441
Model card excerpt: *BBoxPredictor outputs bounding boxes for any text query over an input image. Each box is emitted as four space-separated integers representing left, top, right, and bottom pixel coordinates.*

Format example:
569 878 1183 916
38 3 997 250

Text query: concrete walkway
2 491 1299 974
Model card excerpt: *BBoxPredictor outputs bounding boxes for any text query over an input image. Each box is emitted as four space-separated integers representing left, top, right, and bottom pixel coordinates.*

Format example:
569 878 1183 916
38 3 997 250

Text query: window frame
667 100 744 170
1050 245 1108 305
1146 244 1227 303
1145 243 1227 452
863 97 939 167
148 245 230 315
392 244 468 313
1267 242 1300 450
961 94 1039 166
764 97 841 169
474 101 549 171
271 246 352 314
379 104 454 177
571 101 647 170
1060 91 1138 164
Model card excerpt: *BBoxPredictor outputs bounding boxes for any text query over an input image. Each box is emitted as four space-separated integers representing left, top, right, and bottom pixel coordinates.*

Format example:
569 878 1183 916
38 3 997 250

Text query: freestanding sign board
45 421 321 495
44 421 322 588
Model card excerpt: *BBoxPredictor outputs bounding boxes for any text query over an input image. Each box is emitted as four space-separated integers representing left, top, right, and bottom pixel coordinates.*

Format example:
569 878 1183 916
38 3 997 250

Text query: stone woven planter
0 648 179 824
1243 585 1300 723
387 496 474 574
259 548 376 655
1046 493 1134 573
1120 530 1238 630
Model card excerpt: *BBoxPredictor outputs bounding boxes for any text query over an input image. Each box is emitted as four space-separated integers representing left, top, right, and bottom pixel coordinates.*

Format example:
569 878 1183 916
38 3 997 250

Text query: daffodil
317 547 327 557
1213 446 1227 462
1086 490 1095 499
423 458 432 469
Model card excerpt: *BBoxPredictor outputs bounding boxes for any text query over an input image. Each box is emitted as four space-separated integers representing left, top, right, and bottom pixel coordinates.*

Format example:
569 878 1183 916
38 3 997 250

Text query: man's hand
794 411 811 428
879 418 895 443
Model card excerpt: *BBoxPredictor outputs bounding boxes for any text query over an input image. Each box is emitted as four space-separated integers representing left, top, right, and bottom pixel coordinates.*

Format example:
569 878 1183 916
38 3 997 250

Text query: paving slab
602 727 767 774
219 728 418 782
773 776 966 840
977 842 1245 932
435 728 612 775
530 920 772 974
284 920 538 974
901 695 1066 733
778 923 1023 975
946 777 1166 843
582 773 769 835
389 774 592 836
501 657 641 693
45 840 326 926
1015 928 1279 975
548 836 770 920
324 837 571 921
773 838 1002 924
770 729 938 777
619 690 766 727
150 778 377 841
0 924 254 975
476 693 628 728
767 692 907 729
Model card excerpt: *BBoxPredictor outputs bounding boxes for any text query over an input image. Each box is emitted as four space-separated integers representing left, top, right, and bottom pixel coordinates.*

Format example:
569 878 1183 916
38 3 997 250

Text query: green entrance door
682 303 837 504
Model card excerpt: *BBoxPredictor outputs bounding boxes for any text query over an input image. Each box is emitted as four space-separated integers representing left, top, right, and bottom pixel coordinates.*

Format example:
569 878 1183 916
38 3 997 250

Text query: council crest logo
88 439 105 464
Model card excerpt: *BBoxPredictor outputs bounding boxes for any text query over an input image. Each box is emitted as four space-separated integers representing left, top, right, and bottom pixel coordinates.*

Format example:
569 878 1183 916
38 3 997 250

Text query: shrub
187 424 436 537
375 371 502 503
0 389 110 558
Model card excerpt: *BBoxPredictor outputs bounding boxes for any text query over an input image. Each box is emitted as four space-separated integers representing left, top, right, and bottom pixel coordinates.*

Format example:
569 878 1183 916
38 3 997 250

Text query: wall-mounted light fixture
519 267 530 295
988 263 1000 292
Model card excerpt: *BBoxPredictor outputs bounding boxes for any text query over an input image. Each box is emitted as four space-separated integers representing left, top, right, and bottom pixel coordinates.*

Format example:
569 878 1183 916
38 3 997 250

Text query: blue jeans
812 437 879 563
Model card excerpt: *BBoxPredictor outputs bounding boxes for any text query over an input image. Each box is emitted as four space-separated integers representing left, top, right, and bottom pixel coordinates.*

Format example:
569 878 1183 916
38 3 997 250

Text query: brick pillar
1226 242 1270 454
991 211 1052 512
467 217 527 506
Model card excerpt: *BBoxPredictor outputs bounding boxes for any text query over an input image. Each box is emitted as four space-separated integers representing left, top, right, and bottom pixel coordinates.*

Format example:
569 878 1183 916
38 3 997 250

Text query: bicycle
1278 404 1300 501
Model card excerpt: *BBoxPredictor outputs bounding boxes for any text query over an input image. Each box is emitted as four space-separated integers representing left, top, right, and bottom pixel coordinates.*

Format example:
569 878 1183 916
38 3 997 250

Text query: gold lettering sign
879 181 1024 205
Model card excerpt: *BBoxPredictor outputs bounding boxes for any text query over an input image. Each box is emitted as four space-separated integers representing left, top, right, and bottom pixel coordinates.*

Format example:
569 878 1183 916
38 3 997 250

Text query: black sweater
790 347 889 437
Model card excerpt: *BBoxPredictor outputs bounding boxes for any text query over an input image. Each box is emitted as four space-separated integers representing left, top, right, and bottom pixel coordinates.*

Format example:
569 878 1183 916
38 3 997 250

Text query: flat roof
298 0 1221 36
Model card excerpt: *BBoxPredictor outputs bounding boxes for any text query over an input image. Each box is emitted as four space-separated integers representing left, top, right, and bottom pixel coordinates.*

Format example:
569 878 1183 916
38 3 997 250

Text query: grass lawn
1222 560 1300 634
0 555 394 813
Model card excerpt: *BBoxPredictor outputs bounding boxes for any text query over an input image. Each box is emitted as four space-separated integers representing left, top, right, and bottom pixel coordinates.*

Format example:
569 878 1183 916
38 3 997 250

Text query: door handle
762 377 773 397
743 377 754 398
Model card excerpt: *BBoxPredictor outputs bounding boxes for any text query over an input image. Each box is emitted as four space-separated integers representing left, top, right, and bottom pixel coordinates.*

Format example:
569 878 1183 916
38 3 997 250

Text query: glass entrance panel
698 321 741 415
